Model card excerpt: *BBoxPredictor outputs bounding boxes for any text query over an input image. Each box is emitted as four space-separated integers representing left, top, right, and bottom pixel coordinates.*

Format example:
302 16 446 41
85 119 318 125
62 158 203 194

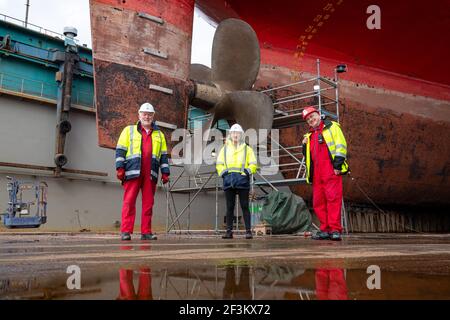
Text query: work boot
311 231 330 240
121 232 131 241
330 232 342 241
141 233 157 241
245 230 253 239
222 230 233 239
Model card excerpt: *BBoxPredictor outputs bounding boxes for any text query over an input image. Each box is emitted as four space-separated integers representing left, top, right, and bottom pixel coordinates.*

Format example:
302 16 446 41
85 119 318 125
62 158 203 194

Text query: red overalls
121 128 157 234
310 122 343 233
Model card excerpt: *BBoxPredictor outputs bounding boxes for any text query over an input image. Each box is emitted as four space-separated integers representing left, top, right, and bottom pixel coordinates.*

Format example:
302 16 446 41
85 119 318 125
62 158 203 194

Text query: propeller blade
214 91 274 131
189 63 212 84
211 18 260 92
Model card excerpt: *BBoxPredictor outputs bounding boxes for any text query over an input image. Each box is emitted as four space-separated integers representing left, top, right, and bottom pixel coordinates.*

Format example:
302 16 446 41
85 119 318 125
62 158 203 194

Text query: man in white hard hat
115 102 170 241
216 124 258 239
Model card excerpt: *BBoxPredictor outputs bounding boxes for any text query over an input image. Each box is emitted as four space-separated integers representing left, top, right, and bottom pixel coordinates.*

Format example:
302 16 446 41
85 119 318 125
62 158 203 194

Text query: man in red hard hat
115 102 170 241
302 107 349 241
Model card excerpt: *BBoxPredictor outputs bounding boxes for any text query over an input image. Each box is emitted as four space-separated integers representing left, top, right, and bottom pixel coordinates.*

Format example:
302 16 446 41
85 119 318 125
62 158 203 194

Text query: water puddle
1 263 449 300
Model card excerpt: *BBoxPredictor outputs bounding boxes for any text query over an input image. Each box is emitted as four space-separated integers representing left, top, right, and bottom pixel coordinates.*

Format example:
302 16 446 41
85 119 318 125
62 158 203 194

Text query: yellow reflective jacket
115 121 169 182
303 120 349 184
216 140 258 177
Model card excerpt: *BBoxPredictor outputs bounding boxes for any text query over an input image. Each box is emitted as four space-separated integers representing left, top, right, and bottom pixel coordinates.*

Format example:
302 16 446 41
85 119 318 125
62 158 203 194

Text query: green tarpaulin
260 191 312 234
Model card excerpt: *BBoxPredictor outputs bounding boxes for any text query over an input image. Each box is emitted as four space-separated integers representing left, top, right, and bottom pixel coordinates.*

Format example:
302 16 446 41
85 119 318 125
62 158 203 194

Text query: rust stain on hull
94 59 189 149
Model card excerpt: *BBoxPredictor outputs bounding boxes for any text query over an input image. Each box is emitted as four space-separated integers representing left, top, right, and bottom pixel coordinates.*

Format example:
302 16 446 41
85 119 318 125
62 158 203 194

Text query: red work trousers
118 268 153 300
121 176 156 234
313 173 343 233
315 269 348 300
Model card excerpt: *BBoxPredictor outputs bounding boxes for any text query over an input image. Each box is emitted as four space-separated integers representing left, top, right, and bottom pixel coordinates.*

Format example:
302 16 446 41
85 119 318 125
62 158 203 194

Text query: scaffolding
165 59 348 234
156 265 317 300
165 165 222 233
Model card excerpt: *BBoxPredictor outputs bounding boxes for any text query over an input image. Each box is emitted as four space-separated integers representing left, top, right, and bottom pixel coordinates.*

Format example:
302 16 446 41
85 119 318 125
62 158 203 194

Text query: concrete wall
0 95 227 232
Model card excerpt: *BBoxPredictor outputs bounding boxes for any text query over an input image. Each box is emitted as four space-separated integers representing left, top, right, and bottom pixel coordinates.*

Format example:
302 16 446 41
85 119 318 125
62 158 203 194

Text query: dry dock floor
0 232 449 299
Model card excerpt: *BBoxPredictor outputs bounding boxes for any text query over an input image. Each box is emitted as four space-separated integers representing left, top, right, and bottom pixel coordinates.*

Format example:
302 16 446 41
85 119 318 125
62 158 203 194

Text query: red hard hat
302 106 319 120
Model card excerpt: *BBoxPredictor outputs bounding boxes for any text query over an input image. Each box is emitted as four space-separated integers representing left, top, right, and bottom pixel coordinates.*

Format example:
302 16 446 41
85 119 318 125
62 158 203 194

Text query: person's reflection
117 268 153 300
119 245 152 251
223 266 252 300
315 268 348 300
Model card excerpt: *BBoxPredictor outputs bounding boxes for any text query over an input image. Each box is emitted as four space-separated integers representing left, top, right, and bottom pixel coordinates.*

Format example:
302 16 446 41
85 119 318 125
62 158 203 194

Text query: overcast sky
0 0 215 66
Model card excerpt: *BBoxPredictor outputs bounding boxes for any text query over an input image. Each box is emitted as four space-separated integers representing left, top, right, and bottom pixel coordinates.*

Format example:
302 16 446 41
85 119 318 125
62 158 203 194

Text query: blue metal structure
0 14 227 131
0 14 94 108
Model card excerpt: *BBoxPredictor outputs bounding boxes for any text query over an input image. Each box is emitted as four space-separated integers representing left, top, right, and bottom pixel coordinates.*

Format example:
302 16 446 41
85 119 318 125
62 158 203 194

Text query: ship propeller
189 18 273 131
183 19 273 176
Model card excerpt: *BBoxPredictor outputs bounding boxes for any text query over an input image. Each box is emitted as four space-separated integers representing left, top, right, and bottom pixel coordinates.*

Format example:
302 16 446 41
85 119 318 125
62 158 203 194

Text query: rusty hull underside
93 60 189 149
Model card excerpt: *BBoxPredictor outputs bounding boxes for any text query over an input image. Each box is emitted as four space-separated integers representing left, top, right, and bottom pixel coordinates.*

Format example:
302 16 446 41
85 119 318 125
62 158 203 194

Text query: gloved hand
116 168 125 181
161 173 169 184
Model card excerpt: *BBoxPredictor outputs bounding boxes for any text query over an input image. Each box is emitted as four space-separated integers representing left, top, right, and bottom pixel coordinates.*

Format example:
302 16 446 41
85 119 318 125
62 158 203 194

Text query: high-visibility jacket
115 121 169 182
303 120 349 184
216 140 258 177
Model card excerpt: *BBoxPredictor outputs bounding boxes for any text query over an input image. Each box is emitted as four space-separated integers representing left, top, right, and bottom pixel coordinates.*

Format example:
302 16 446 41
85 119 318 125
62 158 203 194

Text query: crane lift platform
1 176 47 228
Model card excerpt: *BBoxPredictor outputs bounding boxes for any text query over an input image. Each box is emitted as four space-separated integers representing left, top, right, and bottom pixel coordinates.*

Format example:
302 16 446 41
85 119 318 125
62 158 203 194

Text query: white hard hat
139 102 155 113
229 124 244 133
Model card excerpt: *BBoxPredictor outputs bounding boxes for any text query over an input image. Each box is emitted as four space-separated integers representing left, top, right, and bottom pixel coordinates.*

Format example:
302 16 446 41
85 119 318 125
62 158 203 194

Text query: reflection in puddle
1 264 449 300
118 269 153 300
315 269 348 300
223 267 251 300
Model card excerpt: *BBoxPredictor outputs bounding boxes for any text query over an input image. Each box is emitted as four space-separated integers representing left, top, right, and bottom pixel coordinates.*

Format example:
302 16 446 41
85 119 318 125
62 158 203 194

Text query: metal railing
0 72 94 107
258 142 306 179
165 166 222 234
0 13 79 44
262 59 340 122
